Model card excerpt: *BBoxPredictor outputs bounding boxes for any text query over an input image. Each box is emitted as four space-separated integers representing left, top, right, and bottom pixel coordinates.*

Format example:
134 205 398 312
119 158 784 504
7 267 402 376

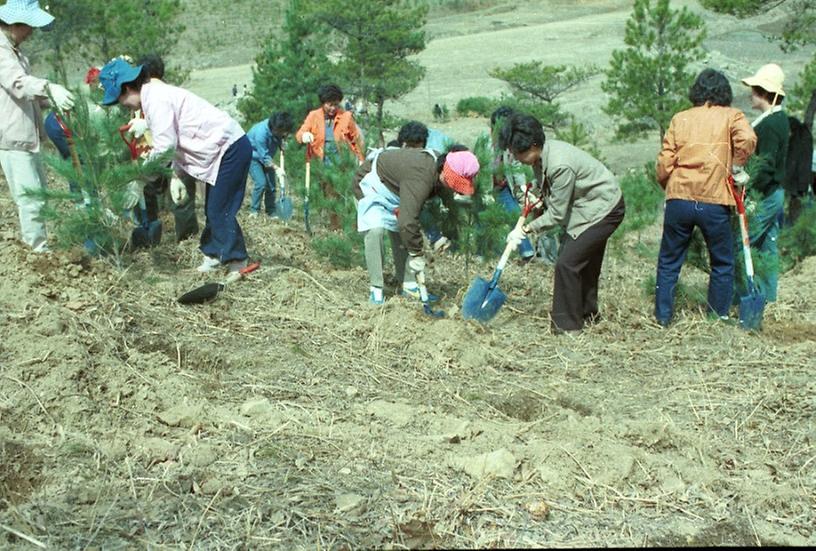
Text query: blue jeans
496 186 534 258
749 187 784 302
200 136 251 263
248 159 276 215
655 199 734 323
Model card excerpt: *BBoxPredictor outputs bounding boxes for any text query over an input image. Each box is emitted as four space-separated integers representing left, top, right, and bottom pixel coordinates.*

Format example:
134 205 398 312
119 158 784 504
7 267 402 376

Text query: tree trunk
375 96 385 148
804 88 816 132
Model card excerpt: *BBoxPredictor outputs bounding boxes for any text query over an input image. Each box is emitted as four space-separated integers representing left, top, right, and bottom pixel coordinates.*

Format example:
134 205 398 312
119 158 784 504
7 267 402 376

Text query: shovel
177 262 260 304
304 148 313 235
730 178 765 330
415 270 444 318
462 206 531 323
276 148 293 221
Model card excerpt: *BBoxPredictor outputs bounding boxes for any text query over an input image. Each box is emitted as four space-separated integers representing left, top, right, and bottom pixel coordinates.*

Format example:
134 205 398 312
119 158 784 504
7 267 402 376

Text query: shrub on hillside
456 96 497 117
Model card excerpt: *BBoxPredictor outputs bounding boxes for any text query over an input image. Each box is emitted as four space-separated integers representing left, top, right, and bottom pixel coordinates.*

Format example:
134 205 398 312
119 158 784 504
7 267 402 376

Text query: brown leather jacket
657 104 757 206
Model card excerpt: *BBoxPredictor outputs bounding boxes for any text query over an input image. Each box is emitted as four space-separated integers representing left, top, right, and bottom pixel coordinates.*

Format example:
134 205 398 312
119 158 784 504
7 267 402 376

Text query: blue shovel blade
462 276 506 322
278 196 293 221
739 291 765 330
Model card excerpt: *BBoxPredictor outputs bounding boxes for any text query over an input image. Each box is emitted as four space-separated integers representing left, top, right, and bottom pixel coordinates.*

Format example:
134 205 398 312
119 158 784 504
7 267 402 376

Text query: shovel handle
496 215 527 272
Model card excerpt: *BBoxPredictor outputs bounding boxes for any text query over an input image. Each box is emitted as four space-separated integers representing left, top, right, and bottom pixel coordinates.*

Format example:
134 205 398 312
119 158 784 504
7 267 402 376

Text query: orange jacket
296 107 363 161
657 105 757 206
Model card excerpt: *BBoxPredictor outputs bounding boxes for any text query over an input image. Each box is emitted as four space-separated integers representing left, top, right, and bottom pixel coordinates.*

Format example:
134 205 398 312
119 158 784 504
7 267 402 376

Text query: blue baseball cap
0 0 54 28
99 58 143 106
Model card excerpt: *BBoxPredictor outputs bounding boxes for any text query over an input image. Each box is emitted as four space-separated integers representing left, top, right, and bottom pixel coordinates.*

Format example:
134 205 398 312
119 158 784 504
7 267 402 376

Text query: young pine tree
238 0 333 127
602 0 706 142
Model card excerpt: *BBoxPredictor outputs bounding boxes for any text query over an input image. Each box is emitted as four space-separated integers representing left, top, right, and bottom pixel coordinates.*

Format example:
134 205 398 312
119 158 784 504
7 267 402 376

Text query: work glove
122 180 145 210
301 131 314 144
170 176 188 205
506 225 528 249
127 117 149 139
732 165 749 187
48 83 75 111
408 254 426 274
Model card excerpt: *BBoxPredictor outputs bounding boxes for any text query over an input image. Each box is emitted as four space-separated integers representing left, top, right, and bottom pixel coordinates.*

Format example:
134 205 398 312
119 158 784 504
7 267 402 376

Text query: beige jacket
657 105 757 206
528 140 622 239
0 30 49 152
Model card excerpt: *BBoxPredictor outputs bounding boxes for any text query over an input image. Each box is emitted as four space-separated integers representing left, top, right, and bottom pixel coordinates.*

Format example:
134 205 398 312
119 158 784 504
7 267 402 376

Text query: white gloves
301 131 314 144
123 180 145 209
506 225 528 249
408 255 426 274
127 117 149 138
732 165 749 187
48 83 75 111
274 166 286 182
170 177 188 205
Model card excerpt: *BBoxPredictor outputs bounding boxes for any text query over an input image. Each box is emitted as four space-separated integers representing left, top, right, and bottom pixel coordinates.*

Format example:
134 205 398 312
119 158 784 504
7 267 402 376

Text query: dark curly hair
688 69 733 107
397 121 429 148
498 113 546 154
489 105 515 129
268 111 294 134
317 84 343 104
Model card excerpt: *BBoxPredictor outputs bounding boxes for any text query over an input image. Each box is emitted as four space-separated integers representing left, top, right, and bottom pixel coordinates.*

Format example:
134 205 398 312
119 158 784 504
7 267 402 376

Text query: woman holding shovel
655 69 757 327
0 0 75 253
502 113 625 334
98 58 251 273
353 146 479 305
741 64 789 303
246 111 293 218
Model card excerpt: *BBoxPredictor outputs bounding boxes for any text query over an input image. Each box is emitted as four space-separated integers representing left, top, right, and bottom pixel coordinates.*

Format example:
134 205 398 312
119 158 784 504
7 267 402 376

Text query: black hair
397 121 429 148
435 144 469 174
386 139 401 148
498 113 545 154
318 84 343 104
751 85 784 105
137 54 165 80
688 69 732 107
121 66 149 94
268 111 294 134
490 105 515 128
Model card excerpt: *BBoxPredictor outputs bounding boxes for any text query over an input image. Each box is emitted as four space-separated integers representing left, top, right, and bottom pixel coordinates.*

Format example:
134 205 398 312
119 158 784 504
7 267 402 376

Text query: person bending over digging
98 58 252 273
246 111 293 218
655 69 757 327
0 0 75 253
502 113 625 334
354 145 479 304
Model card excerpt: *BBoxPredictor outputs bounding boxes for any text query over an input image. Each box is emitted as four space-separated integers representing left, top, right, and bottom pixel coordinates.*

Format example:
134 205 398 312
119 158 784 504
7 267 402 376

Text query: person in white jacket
0 0 74 252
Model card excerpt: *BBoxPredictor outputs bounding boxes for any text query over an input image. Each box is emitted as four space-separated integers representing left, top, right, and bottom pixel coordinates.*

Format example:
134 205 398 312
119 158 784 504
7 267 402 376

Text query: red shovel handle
240 261 260 275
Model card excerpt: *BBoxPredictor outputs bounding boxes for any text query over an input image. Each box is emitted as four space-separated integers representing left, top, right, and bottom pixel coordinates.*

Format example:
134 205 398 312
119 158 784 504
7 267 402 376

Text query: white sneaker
196 255 221 272
226 258 248 273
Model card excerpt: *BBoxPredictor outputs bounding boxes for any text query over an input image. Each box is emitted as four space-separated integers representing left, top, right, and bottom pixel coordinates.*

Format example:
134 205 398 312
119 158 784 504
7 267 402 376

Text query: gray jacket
0 30 48 152
528 140 622 238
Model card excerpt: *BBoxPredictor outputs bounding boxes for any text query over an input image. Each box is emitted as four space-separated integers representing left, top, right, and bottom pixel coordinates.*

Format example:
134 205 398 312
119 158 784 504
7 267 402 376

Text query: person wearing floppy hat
741 63 789 302
98 57 252 272
353 145 479 304
501 113 625 334
0 0 75 252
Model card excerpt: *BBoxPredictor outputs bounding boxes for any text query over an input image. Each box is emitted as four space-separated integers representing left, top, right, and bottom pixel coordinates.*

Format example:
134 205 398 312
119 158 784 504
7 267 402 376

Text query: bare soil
3 1 815 548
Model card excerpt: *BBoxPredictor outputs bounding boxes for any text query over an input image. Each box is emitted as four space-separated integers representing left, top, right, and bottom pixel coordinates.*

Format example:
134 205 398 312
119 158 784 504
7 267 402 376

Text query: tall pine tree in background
32 0 185 83
238 0 333 127
602 0 706 142
307 0 427 145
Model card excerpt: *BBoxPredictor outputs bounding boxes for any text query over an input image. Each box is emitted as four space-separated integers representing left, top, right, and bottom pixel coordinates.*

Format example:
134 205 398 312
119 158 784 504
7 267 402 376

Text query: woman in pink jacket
98 58 251 272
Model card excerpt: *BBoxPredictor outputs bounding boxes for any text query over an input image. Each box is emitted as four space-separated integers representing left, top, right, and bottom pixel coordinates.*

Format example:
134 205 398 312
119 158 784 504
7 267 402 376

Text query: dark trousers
200 136 251 263
655 199 734 323
144 175 200 242
552 198 625 331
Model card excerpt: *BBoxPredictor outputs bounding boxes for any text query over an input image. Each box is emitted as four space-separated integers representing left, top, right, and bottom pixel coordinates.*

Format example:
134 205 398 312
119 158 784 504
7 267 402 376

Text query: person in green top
741 64 789 302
